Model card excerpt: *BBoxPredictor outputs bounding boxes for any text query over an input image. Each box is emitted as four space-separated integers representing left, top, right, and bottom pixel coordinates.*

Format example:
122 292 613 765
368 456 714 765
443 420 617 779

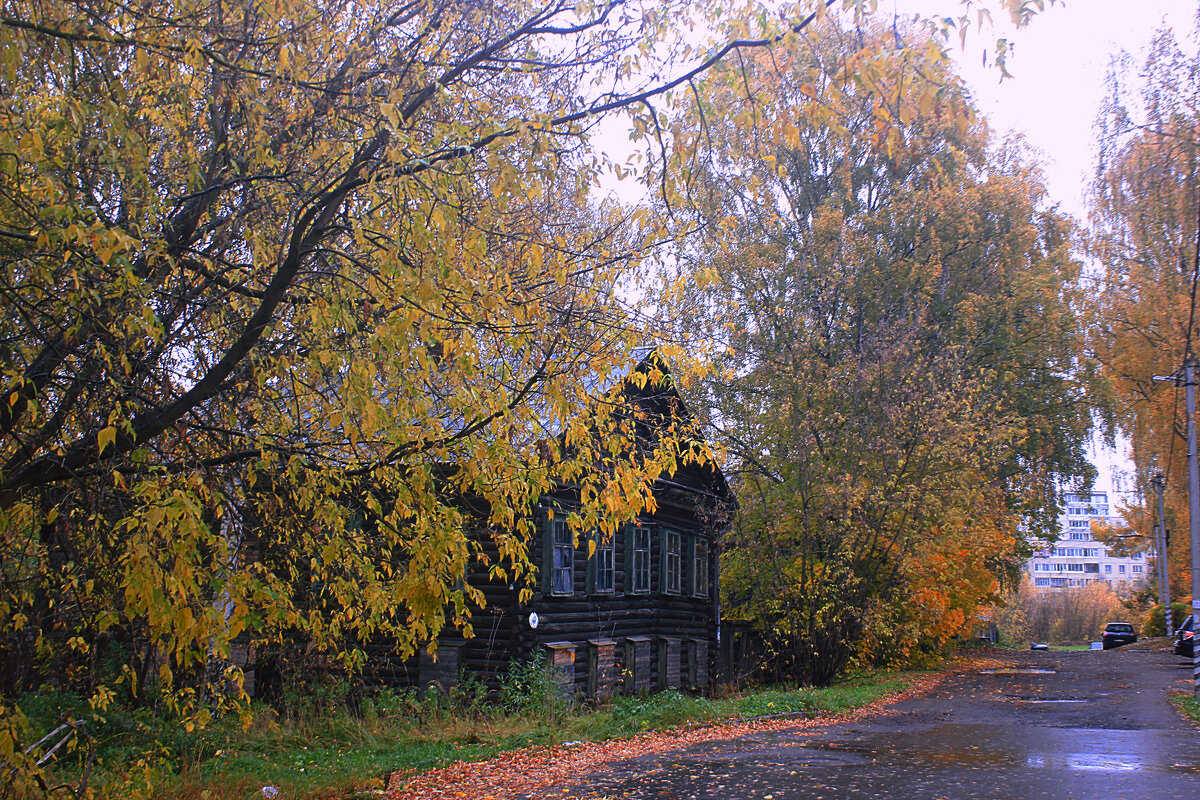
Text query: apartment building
1025 491 1151 595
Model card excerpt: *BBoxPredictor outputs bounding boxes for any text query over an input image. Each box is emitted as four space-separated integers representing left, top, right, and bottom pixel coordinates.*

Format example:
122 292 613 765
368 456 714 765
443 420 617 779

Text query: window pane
693 538 709 598
633 527 650 593
552 520 573 595
665 530 681 594
595 534 614 593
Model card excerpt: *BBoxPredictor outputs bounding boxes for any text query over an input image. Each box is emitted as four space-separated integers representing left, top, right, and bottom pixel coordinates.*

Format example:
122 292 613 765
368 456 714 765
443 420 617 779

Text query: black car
1175 615 1195 658
1101 622 1138 650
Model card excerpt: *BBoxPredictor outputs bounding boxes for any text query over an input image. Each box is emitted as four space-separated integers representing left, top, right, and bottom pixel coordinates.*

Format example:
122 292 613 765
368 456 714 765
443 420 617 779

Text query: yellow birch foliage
0 0 729 730
1091 13 1200 599
655 18 1092 682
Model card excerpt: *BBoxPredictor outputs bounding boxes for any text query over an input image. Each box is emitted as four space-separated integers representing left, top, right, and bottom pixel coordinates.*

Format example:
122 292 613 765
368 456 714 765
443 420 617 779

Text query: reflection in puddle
1014 698 1087 704
796 722 1200 779
1026 754 1141 771
979 668 1057 674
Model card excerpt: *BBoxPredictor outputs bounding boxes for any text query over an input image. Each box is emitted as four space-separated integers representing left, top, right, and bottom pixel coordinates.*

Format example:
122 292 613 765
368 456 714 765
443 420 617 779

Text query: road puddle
1026 754 1142 771
1023 753 1200 773
795 722 1200 778
1012 698 1087 704
978 668 1057 674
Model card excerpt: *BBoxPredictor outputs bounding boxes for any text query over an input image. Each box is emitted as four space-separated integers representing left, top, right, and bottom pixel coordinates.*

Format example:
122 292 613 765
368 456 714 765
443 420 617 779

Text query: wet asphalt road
568 646 1200 800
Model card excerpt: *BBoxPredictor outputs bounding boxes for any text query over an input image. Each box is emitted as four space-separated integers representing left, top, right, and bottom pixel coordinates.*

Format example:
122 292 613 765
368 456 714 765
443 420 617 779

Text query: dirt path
388 665 963 799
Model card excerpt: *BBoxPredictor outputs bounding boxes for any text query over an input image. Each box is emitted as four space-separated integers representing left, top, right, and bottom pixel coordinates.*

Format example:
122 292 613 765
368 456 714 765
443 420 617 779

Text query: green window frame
543 515 574 596
589 532 615 594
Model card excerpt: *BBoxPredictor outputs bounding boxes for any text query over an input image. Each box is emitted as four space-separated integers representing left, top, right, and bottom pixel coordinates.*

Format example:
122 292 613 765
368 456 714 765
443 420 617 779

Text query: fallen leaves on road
389 667 970 800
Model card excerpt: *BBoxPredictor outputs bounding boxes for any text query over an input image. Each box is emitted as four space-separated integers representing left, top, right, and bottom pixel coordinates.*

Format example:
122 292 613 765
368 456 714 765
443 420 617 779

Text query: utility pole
1188 358 1200 699
1153 358 1200 697
1151 473 1171 636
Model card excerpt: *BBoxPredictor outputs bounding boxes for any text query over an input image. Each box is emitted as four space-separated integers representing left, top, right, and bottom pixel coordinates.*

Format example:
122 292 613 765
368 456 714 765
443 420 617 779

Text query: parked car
1175 615 1195 658
1101 622 1138 650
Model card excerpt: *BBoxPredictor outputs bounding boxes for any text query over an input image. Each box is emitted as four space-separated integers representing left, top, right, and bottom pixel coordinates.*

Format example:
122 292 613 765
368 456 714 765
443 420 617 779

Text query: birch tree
656 19 1093 683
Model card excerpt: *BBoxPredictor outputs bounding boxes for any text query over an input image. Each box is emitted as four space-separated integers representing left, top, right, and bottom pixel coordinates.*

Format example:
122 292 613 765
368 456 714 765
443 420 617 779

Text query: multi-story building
1025 491 1151 595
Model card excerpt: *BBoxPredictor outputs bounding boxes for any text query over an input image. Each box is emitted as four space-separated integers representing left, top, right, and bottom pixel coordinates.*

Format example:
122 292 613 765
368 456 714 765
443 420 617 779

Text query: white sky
897 0 1196 219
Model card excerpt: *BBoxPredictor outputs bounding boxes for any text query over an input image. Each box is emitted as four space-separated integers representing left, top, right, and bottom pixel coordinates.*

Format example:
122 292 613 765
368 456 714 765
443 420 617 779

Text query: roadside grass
19 670 918 800
1167 690 1200 726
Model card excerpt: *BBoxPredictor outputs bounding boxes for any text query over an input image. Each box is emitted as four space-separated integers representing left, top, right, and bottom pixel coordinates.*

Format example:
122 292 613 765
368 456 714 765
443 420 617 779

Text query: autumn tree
655 19 1094 683
1090 9 1200 602
994 577 1126 644
0 1 1054 788
0 0 764 725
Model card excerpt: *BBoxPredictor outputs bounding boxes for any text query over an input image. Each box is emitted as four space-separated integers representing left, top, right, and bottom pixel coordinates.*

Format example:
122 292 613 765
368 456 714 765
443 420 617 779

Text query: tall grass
15 665 916 800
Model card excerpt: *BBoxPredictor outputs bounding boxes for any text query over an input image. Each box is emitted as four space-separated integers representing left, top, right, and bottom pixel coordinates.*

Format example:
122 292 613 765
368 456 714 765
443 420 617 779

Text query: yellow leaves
88 685 115 712
916 84 937 119
527 243 544 274
18 129 44 161
97 426 117 455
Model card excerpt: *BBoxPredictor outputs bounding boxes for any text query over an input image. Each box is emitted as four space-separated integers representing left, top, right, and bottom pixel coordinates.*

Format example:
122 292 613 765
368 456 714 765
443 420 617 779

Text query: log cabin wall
505 473 727 699
355 465 732 699
354 350 736 699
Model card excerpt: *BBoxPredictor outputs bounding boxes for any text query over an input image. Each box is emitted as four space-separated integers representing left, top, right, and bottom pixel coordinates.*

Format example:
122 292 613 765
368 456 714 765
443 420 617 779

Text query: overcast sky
898 0 1196 220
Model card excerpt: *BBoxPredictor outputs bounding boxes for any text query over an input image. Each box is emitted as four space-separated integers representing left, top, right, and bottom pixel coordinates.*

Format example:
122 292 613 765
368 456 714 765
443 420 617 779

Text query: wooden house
404 350 736 700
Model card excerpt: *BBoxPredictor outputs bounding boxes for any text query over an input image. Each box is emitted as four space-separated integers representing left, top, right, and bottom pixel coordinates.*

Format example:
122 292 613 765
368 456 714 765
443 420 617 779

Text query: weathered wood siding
347 351 735 699
500 478 724 697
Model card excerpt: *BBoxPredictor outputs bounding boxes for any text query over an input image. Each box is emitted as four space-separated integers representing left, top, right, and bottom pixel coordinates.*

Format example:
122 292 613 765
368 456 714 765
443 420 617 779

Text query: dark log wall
353 469 730 698
509 478 726 696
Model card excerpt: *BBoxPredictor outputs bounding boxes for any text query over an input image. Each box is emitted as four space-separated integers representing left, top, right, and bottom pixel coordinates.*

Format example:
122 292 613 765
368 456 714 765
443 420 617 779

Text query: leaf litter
388 666 981 799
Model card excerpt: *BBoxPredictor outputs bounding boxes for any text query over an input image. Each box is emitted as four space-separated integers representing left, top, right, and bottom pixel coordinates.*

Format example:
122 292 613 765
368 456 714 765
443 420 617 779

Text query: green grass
1168 690 1200 726
17 671 915 800
567 676 908 742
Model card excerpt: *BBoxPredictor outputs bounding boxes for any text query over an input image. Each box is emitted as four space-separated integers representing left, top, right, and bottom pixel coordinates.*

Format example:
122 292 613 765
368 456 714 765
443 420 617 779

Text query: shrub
1143 602 1190 637
498 653 569 718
